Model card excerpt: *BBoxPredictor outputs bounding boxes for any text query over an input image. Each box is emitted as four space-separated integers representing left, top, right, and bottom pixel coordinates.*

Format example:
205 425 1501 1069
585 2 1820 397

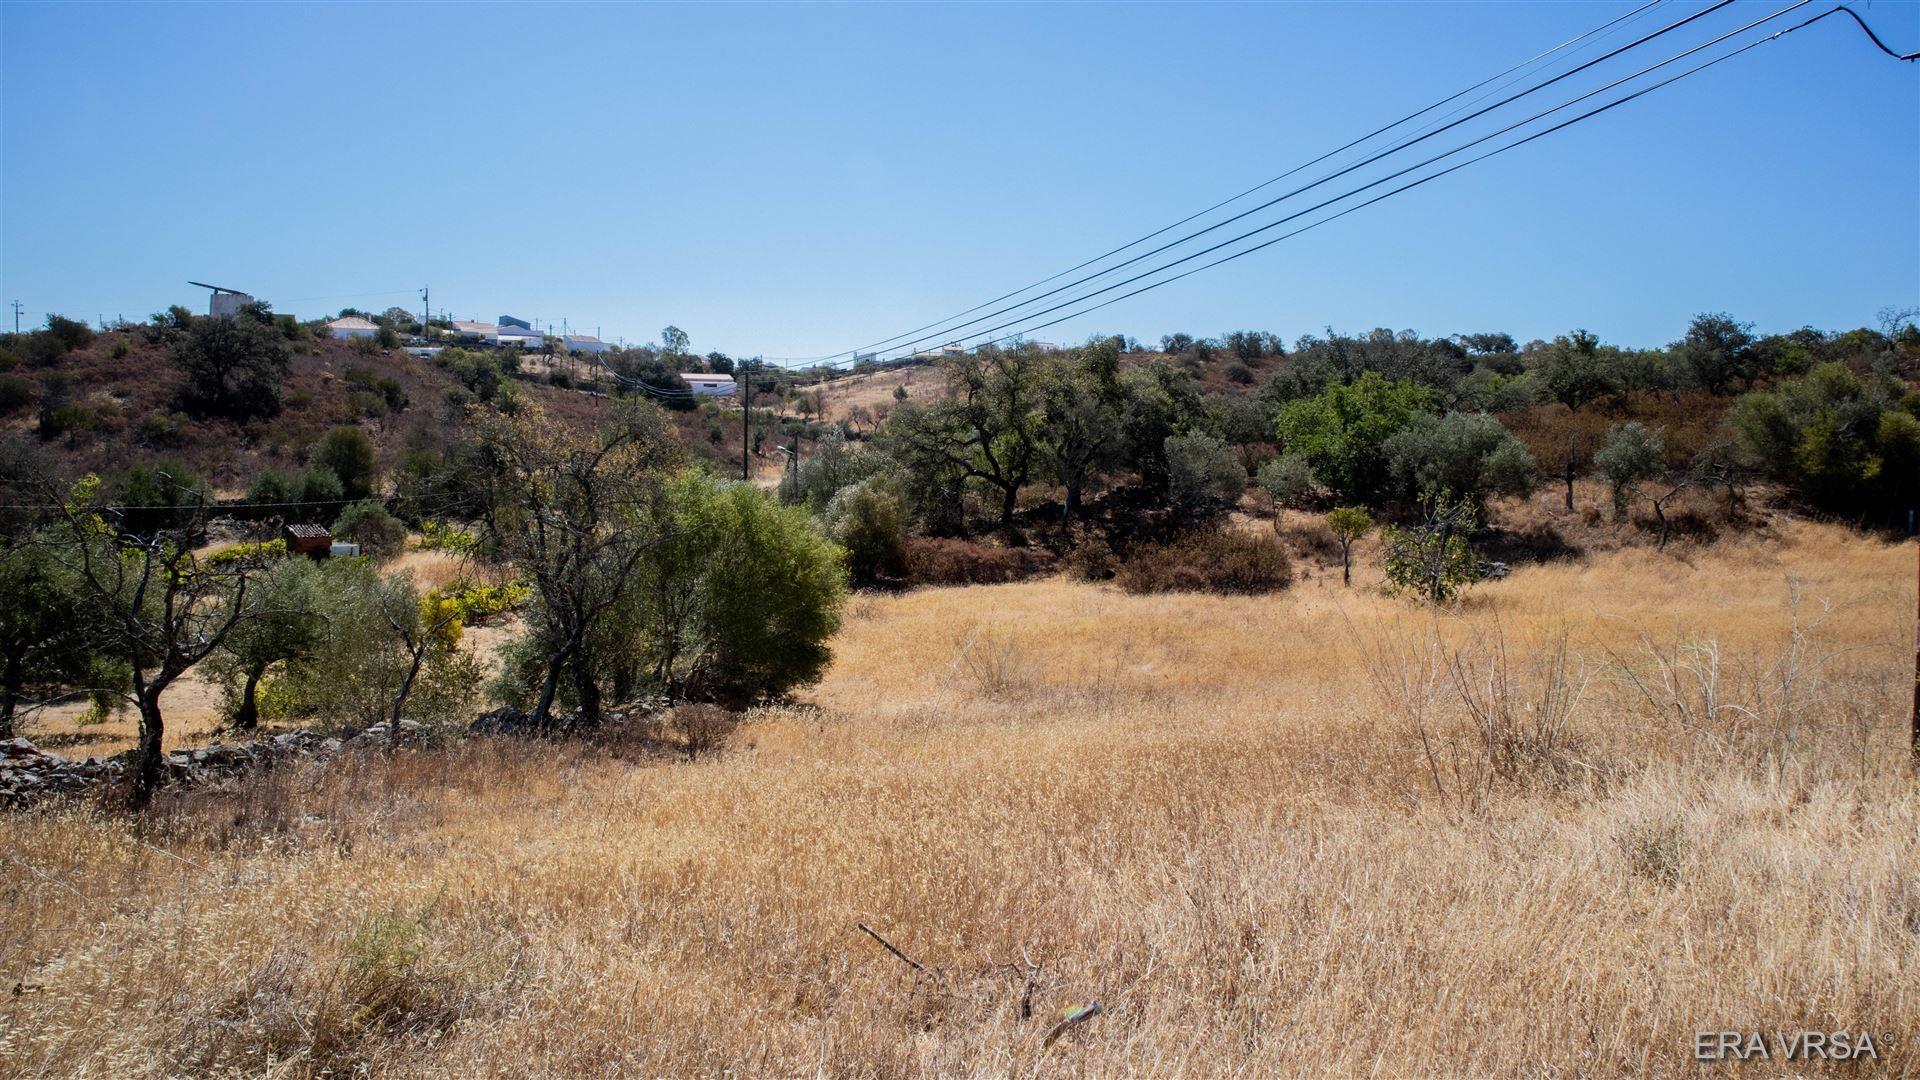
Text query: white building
189 281 255 319
685 373 737 397
326 316 378 341
450 320 499 343
564 333 611 355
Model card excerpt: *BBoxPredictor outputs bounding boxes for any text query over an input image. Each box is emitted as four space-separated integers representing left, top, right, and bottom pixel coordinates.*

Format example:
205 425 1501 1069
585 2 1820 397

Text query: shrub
44 314 94 353
171 312 291 421
822 478 908 585
1593 422 1665 520
136 410 191 448
0 375 31 415
1257 452 1318 511
1114 529 1293 595
1164 432 1246 519
1223 361 1256 385
1383 411 1536 508
1380 494 1481 603
1274 372 1438 503
902 536 1054 586
313 426 378 500
109 338 130 359
333 500 406 556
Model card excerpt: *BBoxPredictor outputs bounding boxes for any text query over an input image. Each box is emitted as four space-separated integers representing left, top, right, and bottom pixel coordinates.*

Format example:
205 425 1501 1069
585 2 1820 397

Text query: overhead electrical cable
778 0 1671 367
850 0 1746 365
943 3 1902 354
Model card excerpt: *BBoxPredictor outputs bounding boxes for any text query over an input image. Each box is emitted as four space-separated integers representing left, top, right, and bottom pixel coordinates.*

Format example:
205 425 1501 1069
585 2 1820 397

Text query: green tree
1324 506 1373 587
1383 411 1536 510
822 478 907 586
1257 452 1318 519
1380 493 1481 604
170 310 291 420
209 558 326 730
1532 330 1620 412
883 348 1046 529
1274 372 1438 503
632 471 846 705
313 426 378 501
1730 362 1920 519
0 538 114 739
1671 312 1757 394
1593 422 1666 520
1164 432 1245 519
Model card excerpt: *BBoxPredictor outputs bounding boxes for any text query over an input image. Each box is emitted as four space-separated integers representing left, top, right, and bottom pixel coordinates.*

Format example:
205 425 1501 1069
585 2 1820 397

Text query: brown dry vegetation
2 520 1916 1075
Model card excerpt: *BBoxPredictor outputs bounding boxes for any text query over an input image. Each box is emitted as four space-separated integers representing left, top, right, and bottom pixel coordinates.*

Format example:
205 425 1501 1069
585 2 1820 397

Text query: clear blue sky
3 1 1915 359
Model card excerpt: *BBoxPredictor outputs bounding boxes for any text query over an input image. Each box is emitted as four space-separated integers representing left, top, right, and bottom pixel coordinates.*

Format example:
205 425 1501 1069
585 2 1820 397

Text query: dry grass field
2 520 1916 1076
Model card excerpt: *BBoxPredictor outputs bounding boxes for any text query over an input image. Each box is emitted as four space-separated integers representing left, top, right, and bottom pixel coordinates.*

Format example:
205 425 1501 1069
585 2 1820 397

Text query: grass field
2 520 1915 1076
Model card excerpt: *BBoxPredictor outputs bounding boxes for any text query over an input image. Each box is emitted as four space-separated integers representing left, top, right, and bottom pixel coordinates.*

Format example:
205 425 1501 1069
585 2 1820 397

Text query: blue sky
2 1 1915 359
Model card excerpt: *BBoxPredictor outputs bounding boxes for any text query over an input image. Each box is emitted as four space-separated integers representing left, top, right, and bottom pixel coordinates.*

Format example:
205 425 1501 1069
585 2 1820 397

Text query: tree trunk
233 662 267 731
131 686 166 811
999 484 1018 530
1062 480 1081 526
570 653 602 729
389 650 426 743
0 655 19 741
532 653 565 728
1563 453 1577 512
1342 541 1352 587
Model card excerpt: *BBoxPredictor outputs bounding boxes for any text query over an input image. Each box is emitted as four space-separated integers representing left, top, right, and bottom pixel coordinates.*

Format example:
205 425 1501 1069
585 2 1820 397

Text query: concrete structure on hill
188 281 256 319
684 373 737 397
325 316 378 341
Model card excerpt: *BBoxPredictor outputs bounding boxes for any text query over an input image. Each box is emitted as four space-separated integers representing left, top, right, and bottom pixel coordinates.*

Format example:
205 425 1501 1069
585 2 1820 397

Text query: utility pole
420 286 429 339
11 300 22 333
741 357 754 481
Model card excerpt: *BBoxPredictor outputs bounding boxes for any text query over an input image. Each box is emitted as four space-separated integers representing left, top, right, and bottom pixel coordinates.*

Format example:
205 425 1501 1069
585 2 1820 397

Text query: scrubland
2 520 1916 1076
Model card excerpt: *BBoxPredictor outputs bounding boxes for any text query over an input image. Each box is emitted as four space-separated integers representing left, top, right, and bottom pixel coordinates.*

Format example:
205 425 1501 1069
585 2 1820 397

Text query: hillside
0 327 617 494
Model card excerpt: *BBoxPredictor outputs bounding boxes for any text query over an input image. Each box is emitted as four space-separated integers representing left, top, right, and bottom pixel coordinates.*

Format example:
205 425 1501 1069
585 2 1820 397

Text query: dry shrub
946 623 1030 698
903 537 1054 586
1115 529 1293 595
673 703 740 760
1284 522 1343 565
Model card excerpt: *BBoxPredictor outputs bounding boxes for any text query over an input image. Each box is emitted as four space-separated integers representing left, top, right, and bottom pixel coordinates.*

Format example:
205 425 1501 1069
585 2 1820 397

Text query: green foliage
634 471 846 705
1164 432 1245 519
1731 362 1920 519
262 562 478 733
415 519 479 556
0 537 118 737
333 499 406 556
111 460 210 536
1379 494 1481 604
1324 506 1373 587
777 430 889 513
1256 452 1318 510
1274 372 1438 503
821 477 908 585
43 314 94 353
313 426 378 500
1383 411 1536 508
1593 422 1666 519
1670 312 1757 394
437 578 530 623
208 557 326 728
0 375 32 416
170 310 292 421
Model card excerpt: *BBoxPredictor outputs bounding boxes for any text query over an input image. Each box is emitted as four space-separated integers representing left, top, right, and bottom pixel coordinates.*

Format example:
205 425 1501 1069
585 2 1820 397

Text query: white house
326 316 378 341
685 373 737 397
564 333 611 355
450 320 499 343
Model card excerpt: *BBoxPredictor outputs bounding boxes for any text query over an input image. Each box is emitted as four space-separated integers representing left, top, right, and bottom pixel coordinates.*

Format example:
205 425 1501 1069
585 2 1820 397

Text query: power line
871 0 1816 360
952 3 1899 354
850 0 1742 366
779 0 1672 367
778 0 1710 368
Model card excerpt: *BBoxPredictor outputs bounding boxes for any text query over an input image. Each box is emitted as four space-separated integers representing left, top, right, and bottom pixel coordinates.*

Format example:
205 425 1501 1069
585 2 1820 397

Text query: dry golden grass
2 520 1916 1076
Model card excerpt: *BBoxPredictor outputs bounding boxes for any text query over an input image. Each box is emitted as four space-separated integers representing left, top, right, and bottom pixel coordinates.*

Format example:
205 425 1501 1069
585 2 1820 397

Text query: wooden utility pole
741 358 753 482
1911 537 1918 764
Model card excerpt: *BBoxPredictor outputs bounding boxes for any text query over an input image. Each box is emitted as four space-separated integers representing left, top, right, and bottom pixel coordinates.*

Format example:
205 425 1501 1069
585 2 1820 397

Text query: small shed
283 523 332 559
